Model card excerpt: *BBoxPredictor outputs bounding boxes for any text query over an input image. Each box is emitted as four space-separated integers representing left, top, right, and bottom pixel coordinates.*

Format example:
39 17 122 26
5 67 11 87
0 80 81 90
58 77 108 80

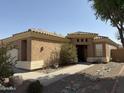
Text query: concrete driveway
14 64 94 86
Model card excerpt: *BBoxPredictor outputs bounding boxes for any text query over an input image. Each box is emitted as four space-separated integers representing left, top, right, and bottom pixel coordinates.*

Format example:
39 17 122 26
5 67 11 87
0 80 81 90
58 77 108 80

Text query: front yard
43 62 124 93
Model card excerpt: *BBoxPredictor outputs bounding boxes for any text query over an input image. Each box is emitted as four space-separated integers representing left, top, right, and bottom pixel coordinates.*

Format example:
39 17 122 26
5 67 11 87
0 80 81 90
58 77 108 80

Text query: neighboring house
0 28 118 70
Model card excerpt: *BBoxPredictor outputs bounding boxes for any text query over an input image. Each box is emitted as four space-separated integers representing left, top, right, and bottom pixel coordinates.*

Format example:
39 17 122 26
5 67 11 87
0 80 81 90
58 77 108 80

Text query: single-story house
0 28 119 70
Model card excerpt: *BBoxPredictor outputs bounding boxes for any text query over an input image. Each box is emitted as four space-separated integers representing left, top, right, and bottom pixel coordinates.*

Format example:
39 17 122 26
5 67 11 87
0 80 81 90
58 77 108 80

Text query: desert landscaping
43 62 124 93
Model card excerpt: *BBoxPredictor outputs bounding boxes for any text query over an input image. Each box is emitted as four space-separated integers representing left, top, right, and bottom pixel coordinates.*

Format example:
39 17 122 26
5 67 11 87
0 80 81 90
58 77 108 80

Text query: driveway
14 64 94 86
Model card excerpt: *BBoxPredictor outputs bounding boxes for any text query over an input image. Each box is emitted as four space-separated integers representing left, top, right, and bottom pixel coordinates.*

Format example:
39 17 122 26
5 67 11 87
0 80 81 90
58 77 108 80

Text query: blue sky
0 0 119 43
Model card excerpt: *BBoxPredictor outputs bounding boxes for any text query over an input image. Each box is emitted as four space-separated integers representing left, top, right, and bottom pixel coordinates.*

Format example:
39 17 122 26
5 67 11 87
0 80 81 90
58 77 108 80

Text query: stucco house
0 28 118 70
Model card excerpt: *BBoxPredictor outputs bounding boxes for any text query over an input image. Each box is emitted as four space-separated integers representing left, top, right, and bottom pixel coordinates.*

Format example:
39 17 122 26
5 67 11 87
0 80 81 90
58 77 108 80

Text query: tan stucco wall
15 60 44 70
8 38 63 70
87 42 117 62
3 31 118 69
111 48 124 62
7 39 32 70
87 43 95 57
12 38 31 61
31 39 62 68
87 57 109 62
14 38 62 70
105 44 117 61
8 49 18 62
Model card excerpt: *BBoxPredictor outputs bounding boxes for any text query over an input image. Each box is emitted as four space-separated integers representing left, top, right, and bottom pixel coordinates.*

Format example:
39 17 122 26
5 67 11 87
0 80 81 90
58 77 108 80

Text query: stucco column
27 38 31 61
103 43 106 57
18 40 21 61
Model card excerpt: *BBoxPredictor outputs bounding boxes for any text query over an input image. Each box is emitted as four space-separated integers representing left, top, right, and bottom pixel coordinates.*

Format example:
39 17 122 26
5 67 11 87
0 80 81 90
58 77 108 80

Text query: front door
76 45 87 62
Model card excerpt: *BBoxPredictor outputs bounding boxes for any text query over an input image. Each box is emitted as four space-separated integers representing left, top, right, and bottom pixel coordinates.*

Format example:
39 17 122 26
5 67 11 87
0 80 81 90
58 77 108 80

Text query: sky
0 0 119 43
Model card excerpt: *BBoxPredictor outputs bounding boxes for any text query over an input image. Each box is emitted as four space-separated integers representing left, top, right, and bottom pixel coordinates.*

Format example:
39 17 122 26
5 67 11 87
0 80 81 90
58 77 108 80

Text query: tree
60 43 78 65
89 0 124 47
0 42 16 84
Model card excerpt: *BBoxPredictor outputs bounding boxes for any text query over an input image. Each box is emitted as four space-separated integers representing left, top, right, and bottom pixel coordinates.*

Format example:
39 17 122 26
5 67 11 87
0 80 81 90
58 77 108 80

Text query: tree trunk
118 29 124 47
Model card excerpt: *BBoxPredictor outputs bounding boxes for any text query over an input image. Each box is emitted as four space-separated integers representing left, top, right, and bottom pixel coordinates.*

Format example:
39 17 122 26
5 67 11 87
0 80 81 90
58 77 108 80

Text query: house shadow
14 72 124 93
14 73 70 93
42 73 124 93
13 66 30 73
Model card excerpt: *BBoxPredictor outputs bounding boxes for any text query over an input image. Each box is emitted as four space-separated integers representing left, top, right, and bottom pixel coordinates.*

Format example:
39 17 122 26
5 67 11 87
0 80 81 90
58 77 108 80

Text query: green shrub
60 43 78 65
27 80 43 93
0 43 16 84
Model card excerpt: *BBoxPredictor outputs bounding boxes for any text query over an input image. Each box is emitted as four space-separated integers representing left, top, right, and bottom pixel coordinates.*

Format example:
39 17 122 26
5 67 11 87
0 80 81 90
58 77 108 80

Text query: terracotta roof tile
13 28 64 38
68 31 98 35
94 36 108 40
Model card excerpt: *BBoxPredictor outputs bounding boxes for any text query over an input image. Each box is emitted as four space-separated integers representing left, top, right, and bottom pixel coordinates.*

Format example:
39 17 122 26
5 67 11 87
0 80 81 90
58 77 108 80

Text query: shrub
49 49 60 68
44 49 60 69
60 43 78 65
0 43 16 84
27 80 43 93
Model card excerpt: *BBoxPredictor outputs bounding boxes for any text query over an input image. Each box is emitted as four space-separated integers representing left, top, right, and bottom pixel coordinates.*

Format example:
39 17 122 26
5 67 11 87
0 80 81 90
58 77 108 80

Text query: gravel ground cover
43 62 124 93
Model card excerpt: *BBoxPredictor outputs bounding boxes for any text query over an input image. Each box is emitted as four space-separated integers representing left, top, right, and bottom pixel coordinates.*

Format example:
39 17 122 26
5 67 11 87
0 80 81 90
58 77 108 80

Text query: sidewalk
14 64 94 86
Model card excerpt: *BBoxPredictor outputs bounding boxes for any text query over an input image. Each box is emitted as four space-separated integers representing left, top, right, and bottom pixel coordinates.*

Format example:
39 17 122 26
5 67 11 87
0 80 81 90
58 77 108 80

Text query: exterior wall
8 37 63 70
15 61 31 70
3 30 119 70
6 40 19 63
12 38 32 70
15 38 62 70
87 44 94 57
70 38 96 62
111 48 124 62
87 57 109 62
70 38 93 45
105 44 117 61
87 41 95 62
15 60 44 70
13 38 31 61
70 38 115 63
87 43 116 63
8 49 18 62
87 43 106 62
30 38 62 70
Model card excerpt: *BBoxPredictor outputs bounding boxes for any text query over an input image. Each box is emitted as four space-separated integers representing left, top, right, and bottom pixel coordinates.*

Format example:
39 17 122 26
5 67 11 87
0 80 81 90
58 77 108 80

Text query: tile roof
94 36 108 40
13 28 64 38
68 31 98 35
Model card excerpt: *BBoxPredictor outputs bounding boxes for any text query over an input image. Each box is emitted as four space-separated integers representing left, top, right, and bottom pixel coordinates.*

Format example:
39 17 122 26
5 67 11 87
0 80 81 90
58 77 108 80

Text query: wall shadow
14 72 124 93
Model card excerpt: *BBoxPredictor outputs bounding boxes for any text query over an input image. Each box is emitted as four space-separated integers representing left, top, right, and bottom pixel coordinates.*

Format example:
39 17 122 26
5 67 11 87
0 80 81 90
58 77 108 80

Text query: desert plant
60 43 78 65
50 49 60 68
0 42 16 84
44 48 60 69
27 80 43 93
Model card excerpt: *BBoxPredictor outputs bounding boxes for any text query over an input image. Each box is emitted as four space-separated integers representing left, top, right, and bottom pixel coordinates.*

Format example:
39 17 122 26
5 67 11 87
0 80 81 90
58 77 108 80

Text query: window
77 39 79 42
95 44 103 57
81 39 84 42
85 39 88 42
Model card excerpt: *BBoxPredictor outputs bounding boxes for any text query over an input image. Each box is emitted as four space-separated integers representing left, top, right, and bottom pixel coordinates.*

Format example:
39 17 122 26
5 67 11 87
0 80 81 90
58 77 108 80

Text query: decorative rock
61 89 69 93
65 86 71 89
81 88 86 93
9 75 23 87
92 84 100 90
73 83 80 90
